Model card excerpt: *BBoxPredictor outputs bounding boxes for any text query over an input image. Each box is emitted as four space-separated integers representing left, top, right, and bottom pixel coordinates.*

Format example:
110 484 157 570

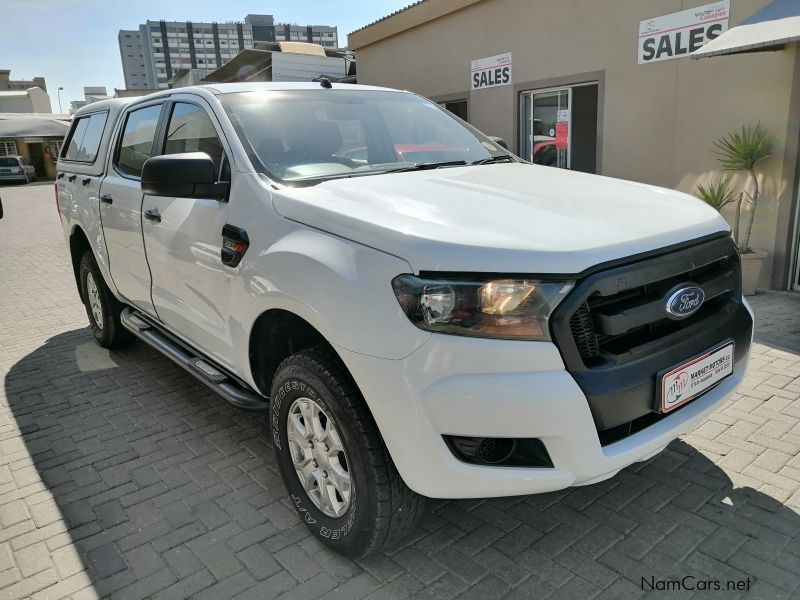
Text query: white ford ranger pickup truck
56 82 752 556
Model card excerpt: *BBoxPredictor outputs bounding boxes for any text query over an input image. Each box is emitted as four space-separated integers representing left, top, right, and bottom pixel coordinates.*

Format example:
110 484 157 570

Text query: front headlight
392 275 573 341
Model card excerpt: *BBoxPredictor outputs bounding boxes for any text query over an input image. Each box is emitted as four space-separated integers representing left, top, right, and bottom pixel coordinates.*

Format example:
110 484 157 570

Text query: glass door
793 194 800 291
790 164 800 291
520 88 571 168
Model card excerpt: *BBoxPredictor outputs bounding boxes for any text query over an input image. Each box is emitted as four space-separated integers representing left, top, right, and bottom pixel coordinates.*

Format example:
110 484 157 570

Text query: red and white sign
555 124 568 149
638 1 730 64
661 342 734 413
555 109 569 149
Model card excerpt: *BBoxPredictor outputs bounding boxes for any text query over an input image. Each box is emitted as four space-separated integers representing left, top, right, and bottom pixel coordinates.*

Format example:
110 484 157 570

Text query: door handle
57 172 65 180
82 177 91 186
67 174 77 182
143 208 161 223
100 193 113 204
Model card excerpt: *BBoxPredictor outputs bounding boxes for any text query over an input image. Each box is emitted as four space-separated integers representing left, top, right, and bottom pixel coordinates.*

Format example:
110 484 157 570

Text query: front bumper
338 299 751 498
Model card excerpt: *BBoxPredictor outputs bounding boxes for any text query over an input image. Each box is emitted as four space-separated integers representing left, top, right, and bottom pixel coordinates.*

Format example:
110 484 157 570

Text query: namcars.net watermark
642 576 752 592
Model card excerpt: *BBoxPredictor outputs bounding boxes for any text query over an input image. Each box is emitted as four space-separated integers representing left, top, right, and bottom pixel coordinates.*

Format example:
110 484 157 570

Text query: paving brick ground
0 184 798 600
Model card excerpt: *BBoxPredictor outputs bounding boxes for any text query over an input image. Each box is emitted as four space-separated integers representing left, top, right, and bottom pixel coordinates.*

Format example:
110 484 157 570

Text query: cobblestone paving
0 184 798 599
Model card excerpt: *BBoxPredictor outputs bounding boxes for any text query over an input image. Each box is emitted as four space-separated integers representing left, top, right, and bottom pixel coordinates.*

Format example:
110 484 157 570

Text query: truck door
98 101 164 317
141 98 236 369
57 109 110 277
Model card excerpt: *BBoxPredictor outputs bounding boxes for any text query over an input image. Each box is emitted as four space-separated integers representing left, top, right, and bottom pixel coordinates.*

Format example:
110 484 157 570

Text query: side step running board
120 308 269 412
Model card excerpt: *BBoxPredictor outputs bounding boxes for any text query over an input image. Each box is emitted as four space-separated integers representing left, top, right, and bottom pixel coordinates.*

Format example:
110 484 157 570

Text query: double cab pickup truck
57 82 752 557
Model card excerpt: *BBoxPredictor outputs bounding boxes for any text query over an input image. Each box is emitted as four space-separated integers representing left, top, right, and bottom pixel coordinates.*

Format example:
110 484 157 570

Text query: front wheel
79 251 134 349
271 348 425 557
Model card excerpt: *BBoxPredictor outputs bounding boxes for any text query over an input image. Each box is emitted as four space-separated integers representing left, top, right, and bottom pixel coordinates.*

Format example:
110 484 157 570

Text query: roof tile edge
348 0 482 49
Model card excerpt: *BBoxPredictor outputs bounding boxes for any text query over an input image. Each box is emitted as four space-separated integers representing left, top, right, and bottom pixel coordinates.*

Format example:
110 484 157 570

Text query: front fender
228 226 430 389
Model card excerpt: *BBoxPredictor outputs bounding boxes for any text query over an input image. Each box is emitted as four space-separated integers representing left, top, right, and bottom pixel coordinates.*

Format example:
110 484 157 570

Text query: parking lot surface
1 184 799 599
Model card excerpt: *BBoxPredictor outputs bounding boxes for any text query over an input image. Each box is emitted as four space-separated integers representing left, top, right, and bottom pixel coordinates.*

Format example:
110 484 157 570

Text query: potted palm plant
704 124 775 295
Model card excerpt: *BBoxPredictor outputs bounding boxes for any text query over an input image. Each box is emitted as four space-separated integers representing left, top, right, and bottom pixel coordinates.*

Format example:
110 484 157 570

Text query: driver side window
164 102 226 180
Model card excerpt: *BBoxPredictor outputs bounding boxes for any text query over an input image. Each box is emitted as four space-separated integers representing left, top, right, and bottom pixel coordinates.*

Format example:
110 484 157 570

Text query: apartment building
118 14 338 90
118 30 147 90
0 69 47 93
244 14 338 47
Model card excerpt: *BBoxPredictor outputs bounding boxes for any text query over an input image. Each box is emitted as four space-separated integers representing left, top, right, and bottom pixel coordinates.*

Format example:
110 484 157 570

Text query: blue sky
0 0 409 113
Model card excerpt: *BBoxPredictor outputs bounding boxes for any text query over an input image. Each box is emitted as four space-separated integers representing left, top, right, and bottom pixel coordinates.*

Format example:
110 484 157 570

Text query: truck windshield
220 89 511 185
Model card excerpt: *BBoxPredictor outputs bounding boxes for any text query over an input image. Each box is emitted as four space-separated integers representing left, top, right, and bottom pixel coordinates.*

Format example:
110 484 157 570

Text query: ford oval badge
666 286 705 319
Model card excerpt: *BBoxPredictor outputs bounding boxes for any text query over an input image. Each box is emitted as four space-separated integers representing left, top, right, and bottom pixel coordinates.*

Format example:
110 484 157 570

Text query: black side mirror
488 136 508 150
141 152 228 200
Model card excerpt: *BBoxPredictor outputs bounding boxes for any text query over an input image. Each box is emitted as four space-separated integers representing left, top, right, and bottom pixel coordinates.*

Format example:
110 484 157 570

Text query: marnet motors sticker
661 342 734 412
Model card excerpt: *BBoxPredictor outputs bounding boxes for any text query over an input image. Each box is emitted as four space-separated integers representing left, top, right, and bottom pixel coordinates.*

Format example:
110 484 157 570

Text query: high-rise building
118 30 147 90
118 14 339 90
243 14 338 47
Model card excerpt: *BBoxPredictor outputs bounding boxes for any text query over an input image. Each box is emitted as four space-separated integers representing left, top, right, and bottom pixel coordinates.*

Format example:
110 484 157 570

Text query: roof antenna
318 77 333 89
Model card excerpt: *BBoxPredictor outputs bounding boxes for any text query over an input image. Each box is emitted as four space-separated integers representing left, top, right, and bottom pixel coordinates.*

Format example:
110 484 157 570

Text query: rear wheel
271 348 425 557
79 251 134 349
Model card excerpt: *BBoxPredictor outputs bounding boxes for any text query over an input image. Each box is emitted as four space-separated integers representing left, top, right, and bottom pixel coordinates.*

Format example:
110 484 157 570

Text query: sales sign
638 1 729 64
471 52 512 90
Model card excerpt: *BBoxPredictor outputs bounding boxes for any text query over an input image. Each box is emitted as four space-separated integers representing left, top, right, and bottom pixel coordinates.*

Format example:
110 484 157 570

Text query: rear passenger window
164 103 224 177
116 105 162 177
63 112 108 162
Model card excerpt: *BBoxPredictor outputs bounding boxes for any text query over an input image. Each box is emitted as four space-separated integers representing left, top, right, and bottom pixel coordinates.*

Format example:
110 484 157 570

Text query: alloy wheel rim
286 397 352 518
86 273 103 330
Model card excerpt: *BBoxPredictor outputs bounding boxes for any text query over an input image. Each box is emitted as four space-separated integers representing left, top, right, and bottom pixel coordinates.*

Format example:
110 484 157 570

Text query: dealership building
350 0 800 291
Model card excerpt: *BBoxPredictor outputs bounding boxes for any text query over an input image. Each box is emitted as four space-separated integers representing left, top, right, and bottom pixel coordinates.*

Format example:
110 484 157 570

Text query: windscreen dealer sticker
660 342 734 412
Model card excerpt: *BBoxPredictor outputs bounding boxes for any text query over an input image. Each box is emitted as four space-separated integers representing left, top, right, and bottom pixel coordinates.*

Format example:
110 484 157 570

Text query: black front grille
597 412 667 446
569 250 737 366
570 302 600 360
550 234 753 435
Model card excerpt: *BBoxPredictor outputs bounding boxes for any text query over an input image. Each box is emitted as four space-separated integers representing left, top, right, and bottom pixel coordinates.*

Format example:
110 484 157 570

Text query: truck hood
272 163 729 274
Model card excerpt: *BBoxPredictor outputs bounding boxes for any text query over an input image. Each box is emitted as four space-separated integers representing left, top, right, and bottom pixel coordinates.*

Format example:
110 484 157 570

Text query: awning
692 0 800 58
0 115 70 138
202 49 273 83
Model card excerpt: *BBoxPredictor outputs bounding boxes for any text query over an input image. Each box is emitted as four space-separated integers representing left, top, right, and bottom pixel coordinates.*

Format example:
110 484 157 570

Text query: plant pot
740 251 768 296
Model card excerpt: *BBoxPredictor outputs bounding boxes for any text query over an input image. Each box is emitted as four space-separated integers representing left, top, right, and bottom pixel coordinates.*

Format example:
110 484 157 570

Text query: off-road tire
79 251 134 349
270 347 425 557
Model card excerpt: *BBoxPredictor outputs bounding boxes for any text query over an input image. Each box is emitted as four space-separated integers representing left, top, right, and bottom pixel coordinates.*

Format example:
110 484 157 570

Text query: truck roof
71 97 135 118
197 82 401 95
73 83 404 118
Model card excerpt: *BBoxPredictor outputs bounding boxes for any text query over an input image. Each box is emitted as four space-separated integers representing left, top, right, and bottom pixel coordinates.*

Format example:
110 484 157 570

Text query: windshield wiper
286 160 474 184
386 160 468 173
471 155 517 165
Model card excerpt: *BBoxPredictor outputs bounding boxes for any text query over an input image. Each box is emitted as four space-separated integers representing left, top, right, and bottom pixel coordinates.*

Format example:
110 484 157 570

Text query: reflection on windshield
221 89 510 184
